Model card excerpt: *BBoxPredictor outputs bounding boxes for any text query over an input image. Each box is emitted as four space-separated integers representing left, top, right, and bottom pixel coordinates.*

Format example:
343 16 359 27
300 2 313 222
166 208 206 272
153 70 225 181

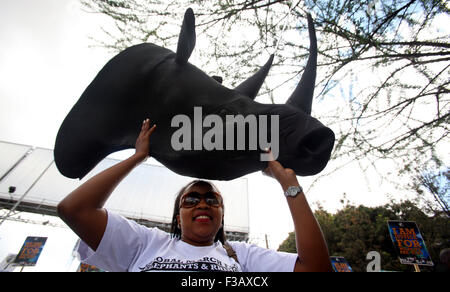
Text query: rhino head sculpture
54 8 335 180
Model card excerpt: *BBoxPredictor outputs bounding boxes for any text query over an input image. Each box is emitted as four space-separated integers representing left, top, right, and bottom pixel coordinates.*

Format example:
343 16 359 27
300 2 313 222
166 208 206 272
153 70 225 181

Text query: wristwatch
284 185 303 198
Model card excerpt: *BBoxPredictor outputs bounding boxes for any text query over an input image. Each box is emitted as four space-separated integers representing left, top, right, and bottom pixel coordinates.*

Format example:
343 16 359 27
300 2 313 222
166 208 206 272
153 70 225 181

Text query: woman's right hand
58 118 156 252
135 118 156 162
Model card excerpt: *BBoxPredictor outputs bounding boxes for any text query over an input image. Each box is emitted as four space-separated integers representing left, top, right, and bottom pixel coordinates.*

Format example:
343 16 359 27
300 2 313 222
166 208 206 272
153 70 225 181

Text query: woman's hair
170 180 226 244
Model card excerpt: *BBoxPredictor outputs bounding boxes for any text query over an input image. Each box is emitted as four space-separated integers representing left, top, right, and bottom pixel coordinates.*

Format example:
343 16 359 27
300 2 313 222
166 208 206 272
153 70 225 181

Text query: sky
0 0 445 271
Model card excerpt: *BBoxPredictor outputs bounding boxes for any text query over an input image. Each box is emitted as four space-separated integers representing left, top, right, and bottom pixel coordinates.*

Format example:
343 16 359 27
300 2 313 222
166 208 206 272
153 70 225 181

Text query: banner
13 236 47 266
387 221 433 266
330 256 353 272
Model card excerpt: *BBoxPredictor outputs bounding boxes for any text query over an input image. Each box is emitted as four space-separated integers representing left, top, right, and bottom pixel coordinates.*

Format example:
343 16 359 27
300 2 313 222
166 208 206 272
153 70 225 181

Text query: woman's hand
58 118 157 252
135 118 156 162
262 150 300 192
262 150 332 272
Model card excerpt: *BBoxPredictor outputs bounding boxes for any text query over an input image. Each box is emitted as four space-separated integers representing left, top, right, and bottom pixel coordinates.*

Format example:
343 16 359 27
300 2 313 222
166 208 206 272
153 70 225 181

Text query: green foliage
278 200 450 272
277 231 296 253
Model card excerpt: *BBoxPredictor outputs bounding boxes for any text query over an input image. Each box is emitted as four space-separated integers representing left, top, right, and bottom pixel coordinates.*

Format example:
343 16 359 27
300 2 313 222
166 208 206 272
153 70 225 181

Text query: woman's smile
177 183 224 246
193 213 213 222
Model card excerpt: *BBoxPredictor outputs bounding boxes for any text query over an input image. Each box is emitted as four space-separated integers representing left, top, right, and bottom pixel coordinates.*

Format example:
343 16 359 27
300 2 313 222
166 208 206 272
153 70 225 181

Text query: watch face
286 186 301 197
289 188 297 196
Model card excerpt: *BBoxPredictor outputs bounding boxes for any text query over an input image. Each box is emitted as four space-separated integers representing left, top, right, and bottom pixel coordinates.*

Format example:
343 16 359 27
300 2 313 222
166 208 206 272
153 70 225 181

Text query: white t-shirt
77 211 298 272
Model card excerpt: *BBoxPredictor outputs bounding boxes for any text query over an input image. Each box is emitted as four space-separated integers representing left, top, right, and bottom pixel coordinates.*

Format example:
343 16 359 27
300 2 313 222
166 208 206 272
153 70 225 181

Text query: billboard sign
0 142 249 235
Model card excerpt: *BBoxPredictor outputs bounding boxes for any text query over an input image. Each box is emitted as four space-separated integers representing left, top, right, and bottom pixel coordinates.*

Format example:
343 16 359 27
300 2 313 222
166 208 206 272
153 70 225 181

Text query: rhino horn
234 54 274 100
286 13 317 115
176 8 196 64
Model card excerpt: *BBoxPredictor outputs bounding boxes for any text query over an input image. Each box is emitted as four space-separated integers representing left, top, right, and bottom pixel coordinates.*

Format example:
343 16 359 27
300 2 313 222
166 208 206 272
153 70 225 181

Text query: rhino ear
176 8 196 64
234 54 274 100
212 75 223 84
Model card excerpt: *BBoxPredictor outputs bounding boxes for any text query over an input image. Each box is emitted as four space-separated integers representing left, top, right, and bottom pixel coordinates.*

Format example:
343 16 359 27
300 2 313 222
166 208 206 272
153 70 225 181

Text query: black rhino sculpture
54 8 335 180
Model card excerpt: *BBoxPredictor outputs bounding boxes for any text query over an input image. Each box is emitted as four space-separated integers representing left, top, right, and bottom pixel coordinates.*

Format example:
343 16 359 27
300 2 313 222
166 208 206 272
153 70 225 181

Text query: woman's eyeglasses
180 191 223 208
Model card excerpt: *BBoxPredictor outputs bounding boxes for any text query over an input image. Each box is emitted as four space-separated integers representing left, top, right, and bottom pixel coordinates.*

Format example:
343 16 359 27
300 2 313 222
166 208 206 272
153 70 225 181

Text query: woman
57 119 332 272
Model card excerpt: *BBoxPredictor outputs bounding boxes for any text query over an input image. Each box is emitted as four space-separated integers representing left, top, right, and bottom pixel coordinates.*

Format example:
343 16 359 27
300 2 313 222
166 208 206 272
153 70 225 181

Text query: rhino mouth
281 126 335 175
302 127 335 155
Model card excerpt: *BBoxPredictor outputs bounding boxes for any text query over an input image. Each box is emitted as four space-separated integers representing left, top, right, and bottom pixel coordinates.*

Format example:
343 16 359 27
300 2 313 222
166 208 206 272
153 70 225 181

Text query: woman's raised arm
263 154 332 272
57 119 156 251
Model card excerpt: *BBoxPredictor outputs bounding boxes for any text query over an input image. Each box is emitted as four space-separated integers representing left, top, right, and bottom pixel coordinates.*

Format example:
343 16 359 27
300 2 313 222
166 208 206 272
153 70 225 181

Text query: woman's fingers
140 119 156 136
135 118 156 160
141 118 151 131
148 124 156 135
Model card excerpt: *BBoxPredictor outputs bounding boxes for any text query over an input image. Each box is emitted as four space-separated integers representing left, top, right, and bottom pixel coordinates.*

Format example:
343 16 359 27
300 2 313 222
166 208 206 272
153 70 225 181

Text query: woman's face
176 183 224 246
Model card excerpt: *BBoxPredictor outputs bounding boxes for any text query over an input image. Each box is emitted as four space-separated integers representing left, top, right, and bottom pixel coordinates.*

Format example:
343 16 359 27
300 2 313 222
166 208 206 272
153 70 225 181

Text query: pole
413 264 421 272
0 159 54 226
265 234 269 249
0 148 31 182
